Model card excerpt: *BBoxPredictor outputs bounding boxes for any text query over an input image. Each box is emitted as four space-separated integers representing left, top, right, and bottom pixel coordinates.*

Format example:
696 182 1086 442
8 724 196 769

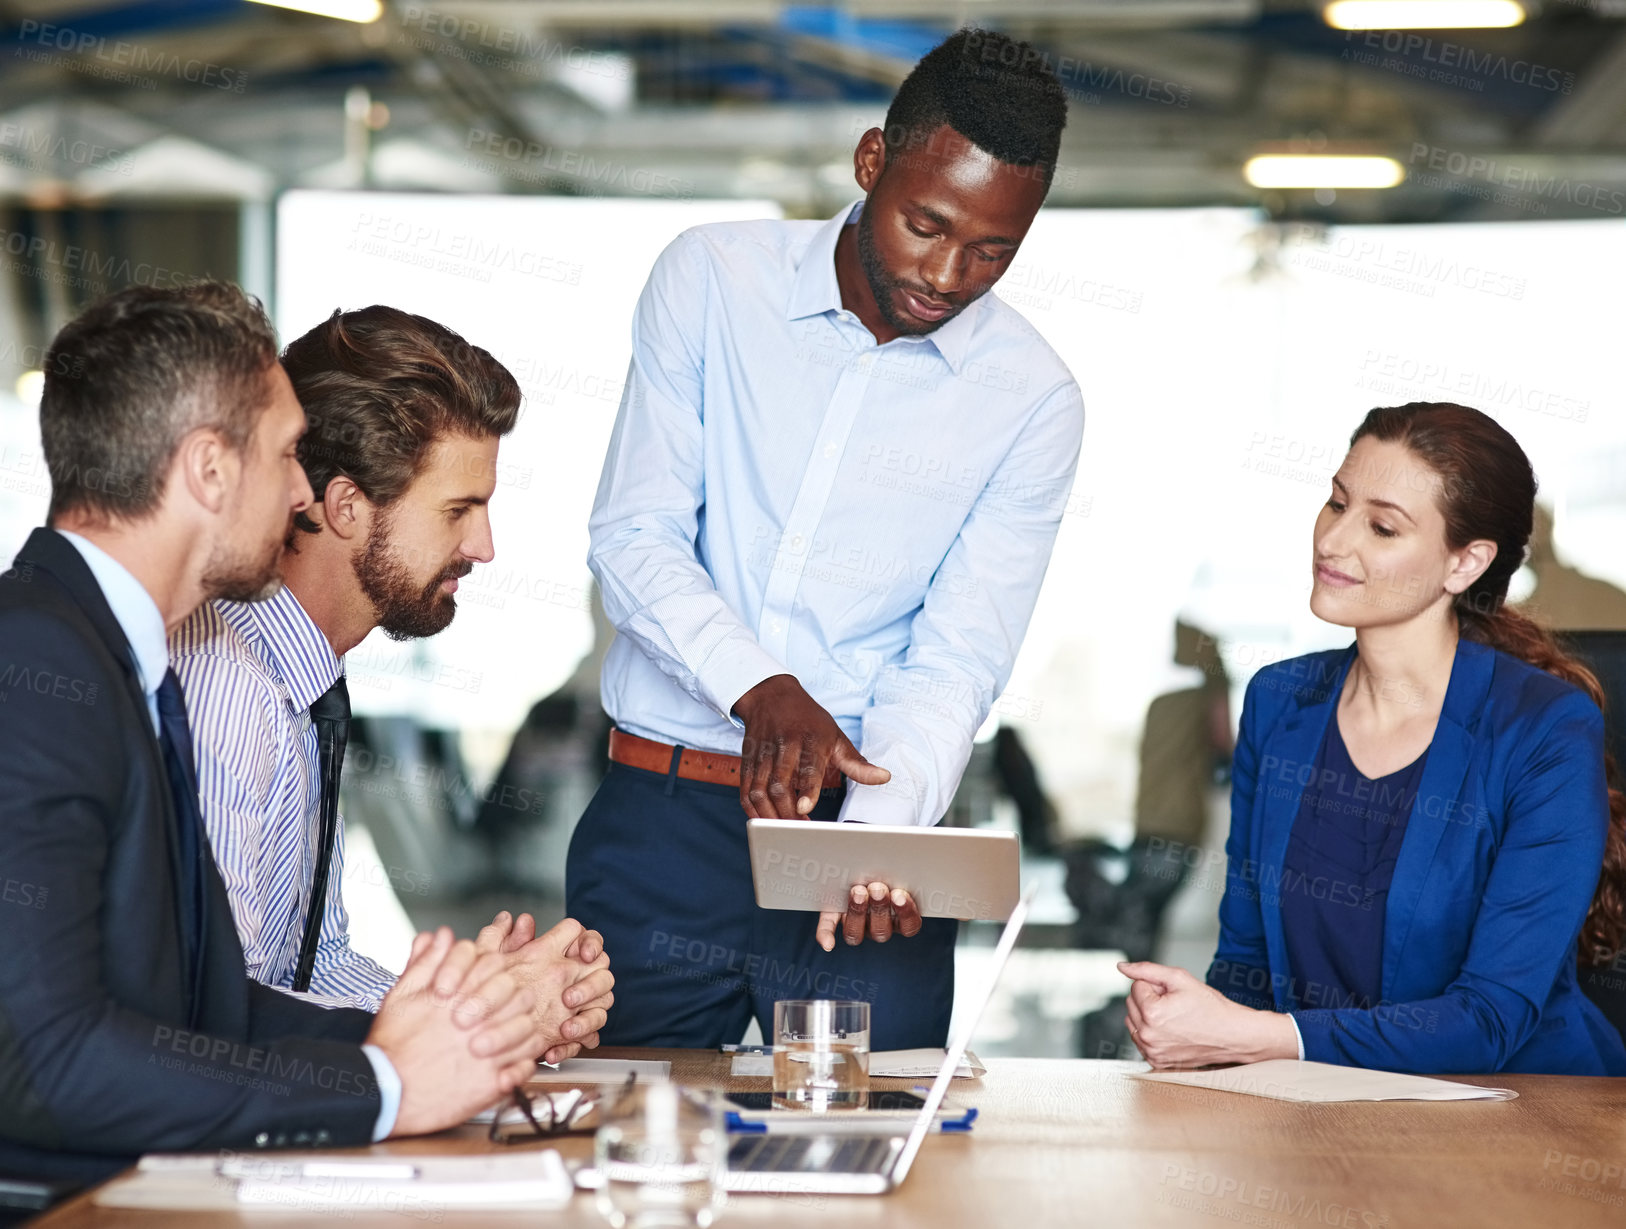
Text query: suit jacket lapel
1381 638 1491 995
1260 646 1355 1008
13 528 199 1016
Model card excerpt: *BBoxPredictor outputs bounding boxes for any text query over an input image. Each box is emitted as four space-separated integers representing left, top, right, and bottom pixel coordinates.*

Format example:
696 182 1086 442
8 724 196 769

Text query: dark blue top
1280 717 1429 1012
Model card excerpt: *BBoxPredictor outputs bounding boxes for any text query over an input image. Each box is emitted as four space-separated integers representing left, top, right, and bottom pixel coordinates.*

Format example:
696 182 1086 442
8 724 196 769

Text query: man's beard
202 516 290 603
855 203 979 337
353 516 472 642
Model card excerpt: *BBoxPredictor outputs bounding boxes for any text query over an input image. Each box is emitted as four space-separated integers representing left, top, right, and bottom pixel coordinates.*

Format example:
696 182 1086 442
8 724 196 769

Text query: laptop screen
891 884 1036 1179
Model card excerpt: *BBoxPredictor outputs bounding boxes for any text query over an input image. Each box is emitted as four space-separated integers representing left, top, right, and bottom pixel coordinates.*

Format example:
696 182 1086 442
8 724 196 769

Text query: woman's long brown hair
1353 403 1626 966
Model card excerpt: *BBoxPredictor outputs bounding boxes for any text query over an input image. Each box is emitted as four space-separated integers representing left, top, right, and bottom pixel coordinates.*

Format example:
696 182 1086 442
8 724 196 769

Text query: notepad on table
1131 1059 1517 1103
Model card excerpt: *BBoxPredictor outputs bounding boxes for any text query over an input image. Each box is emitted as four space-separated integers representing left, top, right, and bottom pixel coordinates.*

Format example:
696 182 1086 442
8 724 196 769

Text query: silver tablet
746 818 1020 921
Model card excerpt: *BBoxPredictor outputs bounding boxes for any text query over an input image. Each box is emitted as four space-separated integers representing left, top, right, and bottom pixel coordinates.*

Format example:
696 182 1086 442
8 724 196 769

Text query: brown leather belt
608 728 843 791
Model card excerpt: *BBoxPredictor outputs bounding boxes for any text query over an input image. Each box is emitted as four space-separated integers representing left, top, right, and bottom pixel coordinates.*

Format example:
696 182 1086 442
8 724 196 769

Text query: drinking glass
772 999 871 1111
594 1083 726 1228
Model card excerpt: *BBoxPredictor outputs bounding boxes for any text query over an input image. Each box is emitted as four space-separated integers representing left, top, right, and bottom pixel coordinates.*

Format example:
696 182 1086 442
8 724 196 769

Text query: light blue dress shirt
58 530 166 733
56 532 401 1141
590 203 1085 825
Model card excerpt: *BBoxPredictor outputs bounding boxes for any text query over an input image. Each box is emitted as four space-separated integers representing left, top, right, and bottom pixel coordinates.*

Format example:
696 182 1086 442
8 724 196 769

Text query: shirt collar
215 583 342 714
785 200 981 377
55 530 168 702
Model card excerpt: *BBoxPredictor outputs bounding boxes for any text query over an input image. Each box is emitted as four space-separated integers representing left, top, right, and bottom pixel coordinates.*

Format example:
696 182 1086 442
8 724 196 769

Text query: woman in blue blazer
1120 403 1626 1075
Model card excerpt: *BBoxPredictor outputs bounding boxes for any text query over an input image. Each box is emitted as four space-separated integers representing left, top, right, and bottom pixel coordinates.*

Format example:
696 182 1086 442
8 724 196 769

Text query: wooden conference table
32 1048 1626 1228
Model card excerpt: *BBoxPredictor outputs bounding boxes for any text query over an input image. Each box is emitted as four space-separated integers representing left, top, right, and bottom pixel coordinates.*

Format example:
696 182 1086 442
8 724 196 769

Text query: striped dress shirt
169 585 396 1011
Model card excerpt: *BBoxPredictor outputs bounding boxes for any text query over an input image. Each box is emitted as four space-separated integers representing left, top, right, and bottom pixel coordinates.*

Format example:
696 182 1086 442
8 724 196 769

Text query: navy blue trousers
566 762 956 1051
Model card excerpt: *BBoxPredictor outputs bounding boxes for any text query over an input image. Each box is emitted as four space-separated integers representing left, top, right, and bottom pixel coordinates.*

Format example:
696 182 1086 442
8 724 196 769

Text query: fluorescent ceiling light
1244 155 1405 189
1323 1 1524 28
245 0 384 22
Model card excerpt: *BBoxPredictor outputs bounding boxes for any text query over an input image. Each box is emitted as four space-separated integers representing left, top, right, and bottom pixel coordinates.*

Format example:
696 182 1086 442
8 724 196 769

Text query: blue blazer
1209 637 1626 1075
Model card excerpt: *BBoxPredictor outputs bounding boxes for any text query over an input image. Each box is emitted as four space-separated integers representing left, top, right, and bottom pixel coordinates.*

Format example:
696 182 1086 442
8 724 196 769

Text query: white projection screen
274 191 783 735
274 198 1626 833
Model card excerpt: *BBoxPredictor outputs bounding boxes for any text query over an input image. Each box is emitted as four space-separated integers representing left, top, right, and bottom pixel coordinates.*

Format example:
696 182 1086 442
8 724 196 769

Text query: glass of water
773 999 871 1111
594 1082 726 1229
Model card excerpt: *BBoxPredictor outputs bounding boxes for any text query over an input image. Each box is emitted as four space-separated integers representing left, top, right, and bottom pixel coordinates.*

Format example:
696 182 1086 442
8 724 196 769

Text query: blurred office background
2 0 1625 1057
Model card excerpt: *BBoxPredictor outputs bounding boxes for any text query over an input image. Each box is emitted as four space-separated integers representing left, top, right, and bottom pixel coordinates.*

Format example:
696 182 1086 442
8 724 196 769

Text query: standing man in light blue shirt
570 28 1083 1049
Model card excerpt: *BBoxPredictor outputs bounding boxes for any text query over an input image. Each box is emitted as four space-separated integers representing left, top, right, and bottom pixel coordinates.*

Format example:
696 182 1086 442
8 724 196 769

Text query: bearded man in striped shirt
171 305 613 1064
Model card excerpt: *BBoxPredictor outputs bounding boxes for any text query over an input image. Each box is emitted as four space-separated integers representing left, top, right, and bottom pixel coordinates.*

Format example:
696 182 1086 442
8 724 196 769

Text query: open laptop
720 884 1035 1195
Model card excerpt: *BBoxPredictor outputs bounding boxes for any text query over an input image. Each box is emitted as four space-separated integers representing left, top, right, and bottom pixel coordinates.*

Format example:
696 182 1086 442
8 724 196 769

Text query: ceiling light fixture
244 0 384 23
1323 1 1525 29
1243 154 1405 189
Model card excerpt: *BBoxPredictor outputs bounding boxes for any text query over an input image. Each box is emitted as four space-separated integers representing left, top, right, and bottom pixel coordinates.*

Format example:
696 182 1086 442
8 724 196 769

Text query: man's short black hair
881 28 1068 188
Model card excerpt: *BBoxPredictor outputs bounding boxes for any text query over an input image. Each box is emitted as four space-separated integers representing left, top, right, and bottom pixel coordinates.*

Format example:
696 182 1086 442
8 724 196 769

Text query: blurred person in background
1119 403 1626 1076
0 283 548 1189
1066 620 1231 963
571 27 1084 1050
1515 502 1626 631
170 306 613 1063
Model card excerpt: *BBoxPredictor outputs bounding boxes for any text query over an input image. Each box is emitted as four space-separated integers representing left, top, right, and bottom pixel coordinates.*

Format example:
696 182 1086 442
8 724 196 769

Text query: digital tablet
746 818 1020 920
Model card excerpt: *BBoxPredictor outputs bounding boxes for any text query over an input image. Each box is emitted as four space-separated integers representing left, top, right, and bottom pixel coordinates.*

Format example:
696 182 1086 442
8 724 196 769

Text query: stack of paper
236 1153 572 1211
1131 1059 1518 1103
98 1151 573 1212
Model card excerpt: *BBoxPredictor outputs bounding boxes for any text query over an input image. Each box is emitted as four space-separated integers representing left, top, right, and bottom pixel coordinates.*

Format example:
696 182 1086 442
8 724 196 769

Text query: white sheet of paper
730 1048 985 1079
531 1056 671 1082
107 1151 573 1211
236 1152 572 1210
1131 1059 1517 1103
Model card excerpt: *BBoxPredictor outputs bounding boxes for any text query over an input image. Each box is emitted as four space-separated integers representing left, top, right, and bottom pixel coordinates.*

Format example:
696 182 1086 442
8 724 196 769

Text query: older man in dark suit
0 282 544 1191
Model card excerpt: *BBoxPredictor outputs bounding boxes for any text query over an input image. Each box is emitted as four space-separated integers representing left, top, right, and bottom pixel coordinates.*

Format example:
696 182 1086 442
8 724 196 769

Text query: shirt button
790 535 803 549
771 620 784 634
255 1132 269 1147
823 444 838 458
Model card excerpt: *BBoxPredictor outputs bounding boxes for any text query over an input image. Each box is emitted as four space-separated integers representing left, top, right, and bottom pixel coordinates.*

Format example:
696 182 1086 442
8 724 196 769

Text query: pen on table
217 1158 420 1180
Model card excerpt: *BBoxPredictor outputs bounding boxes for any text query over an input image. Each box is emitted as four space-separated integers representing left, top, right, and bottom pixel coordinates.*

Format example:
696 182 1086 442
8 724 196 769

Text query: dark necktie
156 669 209 1012
292 674 350 992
